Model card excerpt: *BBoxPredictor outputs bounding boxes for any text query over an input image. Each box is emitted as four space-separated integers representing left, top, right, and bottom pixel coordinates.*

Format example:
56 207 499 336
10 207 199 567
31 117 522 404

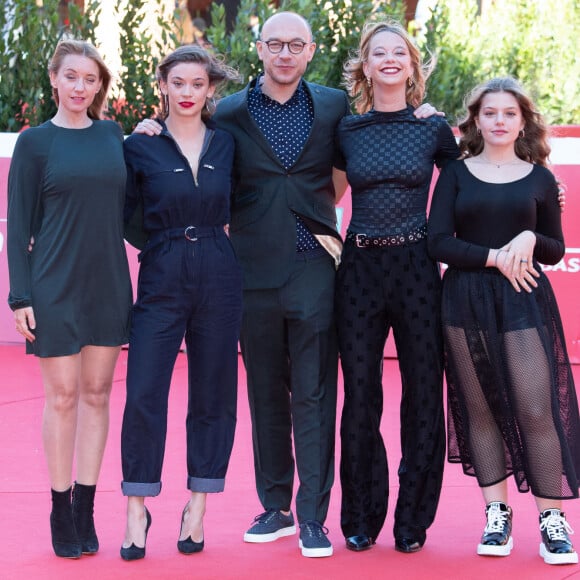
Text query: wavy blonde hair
343 19 432 113
458 77 551 167
48 39 111 120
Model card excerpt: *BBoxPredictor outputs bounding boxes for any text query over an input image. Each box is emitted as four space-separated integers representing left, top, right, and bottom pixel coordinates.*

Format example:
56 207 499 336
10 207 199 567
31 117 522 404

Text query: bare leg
75 345 121 485
482 480 509 505
180 492 207 543
39 354 81 491
536 498 562 512
123 496 147 548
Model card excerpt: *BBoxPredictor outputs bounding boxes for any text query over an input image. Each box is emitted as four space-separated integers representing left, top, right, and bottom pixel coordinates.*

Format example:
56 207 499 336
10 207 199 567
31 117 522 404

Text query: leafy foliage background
1 0 579 133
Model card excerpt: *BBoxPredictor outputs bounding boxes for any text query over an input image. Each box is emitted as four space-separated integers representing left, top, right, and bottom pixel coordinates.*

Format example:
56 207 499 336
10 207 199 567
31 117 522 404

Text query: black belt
347 225 427 248
148 225 224 245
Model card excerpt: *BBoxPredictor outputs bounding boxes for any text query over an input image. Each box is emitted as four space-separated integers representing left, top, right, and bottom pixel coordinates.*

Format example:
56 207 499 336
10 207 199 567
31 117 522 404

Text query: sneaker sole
299 539 333 558
477 536 513 557
540 542 579 565
243 525 296 543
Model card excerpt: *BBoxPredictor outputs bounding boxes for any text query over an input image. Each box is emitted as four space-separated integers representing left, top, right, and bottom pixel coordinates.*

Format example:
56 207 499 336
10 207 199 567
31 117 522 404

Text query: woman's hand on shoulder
133 119 163 136
557 181 566 212
414 103 445 119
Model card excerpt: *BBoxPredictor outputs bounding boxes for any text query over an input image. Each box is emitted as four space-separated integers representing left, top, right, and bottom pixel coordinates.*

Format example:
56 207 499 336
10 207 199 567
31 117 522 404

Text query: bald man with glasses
213 11 350 558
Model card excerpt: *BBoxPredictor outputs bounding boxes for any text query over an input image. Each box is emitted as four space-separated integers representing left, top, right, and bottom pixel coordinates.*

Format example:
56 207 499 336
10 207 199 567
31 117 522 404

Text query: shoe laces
540 511 574 542
253 509 279 524
484 503 510 534
300 520 329 538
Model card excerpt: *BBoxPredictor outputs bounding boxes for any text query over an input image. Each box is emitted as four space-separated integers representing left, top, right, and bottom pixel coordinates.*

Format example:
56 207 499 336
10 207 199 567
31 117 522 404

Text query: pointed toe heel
177 504 204 554
120 508 151 561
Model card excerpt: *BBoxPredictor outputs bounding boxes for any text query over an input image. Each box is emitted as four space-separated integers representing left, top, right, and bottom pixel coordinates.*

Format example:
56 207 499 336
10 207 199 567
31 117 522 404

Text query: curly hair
343 19 432 113
156 44 240 121
458 77 551 167
48 39 111 121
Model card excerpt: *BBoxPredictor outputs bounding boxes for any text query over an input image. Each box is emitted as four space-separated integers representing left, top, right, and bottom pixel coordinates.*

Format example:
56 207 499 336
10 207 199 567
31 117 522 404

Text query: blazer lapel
233 83 284 168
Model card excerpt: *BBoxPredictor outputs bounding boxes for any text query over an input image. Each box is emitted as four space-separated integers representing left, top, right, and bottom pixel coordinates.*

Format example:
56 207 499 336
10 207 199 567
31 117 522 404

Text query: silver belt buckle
184 226 198 241
355 233 366 248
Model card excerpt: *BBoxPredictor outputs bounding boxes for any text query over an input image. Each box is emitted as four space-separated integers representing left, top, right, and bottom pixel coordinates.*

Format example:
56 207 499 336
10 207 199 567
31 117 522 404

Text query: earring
408 77 415 87
366 77 372 87
163 93 169 114
477 128 482 136
519 129 525 138
205 97 217 115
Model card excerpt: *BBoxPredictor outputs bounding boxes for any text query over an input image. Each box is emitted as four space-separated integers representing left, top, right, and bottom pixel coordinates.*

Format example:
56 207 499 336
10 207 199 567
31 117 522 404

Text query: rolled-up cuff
121 481 162 497
187 477 224 493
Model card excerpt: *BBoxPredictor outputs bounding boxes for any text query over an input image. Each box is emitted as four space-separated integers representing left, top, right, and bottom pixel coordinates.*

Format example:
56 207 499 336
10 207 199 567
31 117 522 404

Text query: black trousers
240 252 338 524
121 233 242 496
336 239 446 542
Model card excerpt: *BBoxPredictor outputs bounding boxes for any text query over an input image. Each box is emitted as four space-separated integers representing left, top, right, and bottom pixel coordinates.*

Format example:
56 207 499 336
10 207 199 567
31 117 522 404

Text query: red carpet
1 345 579 579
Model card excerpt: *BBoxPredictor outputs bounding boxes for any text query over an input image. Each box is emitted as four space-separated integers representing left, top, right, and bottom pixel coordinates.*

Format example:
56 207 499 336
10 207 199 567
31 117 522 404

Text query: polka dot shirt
248 76 320 252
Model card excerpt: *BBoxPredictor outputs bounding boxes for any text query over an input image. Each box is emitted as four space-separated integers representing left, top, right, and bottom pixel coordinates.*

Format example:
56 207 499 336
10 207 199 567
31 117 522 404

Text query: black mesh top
336 106 459 238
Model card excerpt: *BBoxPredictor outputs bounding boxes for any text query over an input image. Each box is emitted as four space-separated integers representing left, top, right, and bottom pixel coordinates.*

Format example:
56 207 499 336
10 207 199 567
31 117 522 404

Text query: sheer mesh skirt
442 266 580 499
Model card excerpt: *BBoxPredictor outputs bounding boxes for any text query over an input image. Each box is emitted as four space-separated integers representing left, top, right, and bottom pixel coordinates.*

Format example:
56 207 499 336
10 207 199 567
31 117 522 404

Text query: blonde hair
48 39 111 120
458 77 551 166
343 19 431 113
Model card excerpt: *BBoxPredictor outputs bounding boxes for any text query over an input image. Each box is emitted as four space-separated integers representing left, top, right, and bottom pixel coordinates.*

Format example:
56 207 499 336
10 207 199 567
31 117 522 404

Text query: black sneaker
539 508 578 565
477 501 513 556
243 509 296 543
299 520 333 557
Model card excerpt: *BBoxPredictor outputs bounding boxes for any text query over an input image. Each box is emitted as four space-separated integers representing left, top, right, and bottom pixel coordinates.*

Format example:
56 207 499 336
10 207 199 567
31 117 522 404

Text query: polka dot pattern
248 77 320 252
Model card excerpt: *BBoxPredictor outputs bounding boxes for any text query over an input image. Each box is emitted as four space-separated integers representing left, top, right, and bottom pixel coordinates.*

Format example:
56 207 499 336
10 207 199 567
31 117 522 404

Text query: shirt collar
252 73 306 106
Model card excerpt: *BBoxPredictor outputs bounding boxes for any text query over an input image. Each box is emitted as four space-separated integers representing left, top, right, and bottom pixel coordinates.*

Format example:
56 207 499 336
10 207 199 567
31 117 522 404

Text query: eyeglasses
262 40 309 54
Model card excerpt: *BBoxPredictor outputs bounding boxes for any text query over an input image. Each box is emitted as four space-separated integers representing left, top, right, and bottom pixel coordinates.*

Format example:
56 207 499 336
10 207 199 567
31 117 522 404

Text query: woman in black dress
335 19 459 554
428 77 580 565
7 40 132 558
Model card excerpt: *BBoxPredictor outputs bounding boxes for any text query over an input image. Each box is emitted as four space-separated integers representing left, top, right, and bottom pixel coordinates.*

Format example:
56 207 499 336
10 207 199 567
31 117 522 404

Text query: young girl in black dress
428 77 580 565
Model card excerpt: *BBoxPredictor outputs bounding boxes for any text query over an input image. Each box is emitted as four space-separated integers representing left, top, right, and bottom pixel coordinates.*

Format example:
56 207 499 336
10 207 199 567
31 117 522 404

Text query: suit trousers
240 252 338 524
336 239 446 542
121 233 242 496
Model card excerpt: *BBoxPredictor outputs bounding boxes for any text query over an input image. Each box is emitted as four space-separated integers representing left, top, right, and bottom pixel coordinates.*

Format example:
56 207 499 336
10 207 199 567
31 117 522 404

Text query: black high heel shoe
50 487 82 559
177 504 204 554
120 507 151 561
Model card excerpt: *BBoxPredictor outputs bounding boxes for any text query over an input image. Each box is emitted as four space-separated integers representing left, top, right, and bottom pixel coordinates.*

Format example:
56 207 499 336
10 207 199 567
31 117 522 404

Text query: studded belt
346 225 428 248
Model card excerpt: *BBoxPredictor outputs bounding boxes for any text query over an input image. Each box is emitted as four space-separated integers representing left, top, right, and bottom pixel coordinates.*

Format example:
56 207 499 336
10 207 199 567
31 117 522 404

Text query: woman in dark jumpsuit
335 20 460 554
120 45 242 560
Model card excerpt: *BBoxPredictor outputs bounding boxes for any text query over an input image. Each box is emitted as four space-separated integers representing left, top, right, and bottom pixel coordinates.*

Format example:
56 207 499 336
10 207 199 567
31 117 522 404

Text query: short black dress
428 160 580 500
7 120 132 357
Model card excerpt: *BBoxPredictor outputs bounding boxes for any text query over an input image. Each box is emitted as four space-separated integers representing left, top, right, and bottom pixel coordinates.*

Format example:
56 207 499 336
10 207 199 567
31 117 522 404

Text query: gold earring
367 77 372 87
408 77 415 87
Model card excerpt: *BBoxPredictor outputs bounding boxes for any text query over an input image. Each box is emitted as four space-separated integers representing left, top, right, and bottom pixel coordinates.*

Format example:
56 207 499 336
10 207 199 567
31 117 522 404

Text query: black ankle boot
50 487 82 558
72 482 99 554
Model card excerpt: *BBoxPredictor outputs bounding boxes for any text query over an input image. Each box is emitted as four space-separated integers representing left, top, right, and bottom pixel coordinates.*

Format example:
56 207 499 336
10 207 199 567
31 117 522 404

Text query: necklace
478 154 521 168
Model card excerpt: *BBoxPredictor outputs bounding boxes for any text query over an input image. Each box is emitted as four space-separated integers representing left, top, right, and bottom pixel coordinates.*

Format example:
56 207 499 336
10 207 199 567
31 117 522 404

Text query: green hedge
1 0 579 133
424 0 580 125
0 0 177 134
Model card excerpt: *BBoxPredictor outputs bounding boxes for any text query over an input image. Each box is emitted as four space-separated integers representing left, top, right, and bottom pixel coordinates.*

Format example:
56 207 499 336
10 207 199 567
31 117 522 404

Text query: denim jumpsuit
121 121 242 496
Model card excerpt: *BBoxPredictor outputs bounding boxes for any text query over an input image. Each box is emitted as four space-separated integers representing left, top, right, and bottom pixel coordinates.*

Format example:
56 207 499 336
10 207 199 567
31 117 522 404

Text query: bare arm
333 168 348 203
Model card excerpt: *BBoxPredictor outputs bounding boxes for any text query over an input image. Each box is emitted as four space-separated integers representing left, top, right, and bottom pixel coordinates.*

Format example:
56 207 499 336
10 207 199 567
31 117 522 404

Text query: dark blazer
214 78 350 290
